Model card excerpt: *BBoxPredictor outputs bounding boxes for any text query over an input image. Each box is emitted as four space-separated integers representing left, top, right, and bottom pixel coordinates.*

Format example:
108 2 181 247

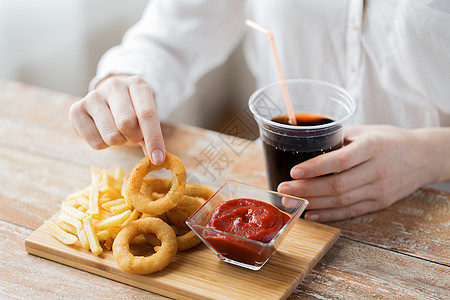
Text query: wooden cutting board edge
25 234 195 300
281 226 340 298
25 218 340 300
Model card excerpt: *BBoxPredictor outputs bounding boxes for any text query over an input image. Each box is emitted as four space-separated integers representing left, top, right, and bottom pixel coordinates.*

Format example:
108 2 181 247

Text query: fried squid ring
166 195 204 231
140 177 171 199
184 184 215 201
175 230 202 251
142 212 172 225
112 218 177 274
144 225 201 251
126 153 186 216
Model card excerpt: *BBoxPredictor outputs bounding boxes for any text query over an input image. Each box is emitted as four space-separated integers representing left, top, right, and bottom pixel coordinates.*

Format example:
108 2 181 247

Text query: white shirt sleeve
90 0 246 119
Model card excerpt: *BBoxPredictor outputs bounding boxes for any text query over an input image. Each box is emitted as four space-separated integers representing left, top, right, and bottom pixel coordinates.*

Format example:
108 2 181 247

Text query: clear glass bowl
186 181 309 270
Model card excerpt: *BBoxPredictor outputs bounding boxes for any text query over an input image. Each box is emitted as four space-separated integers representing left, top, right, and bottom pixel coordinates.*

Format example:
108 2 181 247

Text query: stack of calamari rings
112 152 214 274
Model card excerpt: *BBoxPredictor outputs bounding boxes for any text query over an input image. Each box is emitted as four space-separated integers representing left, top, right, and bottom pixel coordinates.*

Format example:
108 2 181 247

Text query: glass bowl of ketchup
186 180 309 270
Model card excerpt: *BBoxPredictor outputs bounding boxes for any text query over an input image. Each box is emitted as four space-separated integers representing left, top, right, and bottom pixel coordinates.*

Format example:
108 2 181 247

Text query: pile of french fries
45 167 142 255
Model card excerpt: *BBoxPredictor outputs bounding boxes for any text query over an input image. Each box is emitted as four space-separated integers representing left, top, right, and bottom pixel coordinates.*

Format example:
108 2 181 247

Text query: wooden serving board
25 214 339 300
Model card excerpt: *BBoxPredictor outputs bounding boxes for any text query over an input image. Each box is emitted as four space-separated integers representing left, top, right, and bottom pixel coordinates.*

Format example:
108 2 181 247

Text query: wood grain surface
1 220 165 299
25 216 339 300
296 238 450 299
1 79 449 299
330 188 450 266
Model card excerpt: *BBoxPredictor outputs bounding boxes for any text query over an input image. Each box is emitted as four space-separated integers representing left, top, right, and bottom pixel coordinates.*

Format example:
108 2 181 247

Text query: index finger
290 139 372 179
127 76 166 165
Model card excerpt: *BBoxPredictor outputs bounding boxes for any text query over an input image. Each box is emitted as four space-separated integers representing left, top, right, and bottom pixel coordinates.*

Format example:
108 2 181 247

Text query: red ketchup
204 198 290 267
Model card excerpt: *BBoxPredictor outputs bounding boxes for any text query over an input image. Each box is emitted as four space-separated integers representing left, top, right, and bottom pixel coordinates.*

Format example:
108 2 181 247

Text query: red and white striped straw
246 19 297 125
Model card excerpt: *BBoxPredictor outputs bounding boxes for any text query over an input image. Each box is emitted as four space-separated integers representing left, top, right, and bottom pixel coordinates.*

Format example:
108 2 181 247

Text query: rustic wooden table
1 79 449 299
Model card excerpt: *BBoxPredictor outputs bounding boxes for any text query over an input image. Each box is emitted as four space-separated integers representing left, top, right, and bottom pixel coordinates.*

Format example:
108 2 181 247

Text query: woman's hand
278 125 450 222
69 75 166 165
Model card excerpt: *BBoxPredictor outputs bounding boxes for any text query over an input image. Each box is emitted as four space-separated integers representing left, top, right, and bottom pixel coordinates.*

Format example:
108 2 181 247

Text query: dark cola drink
262 113 342 190
248 79 356 193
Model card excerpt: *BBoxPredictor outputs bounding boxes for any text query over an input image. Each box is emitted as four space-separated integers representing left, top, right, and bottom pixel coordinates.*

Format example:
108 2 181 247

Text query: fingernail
151 149 164 165
307 214 319 221
278 185 292 195
291 168 304 179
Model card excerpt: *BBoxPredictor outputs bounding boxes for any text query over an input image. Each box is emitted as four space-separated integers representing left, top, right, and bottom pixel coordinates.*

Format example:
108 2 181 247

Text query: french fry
109 226 122 239
114 166 124 185
56 220 77 236
77 206 87 213
100 170 115 190
65 186 90 202
76 227 90 249
131 234 148 244
45 167 134 255
58 212 82 229
100 185 123 200
87 167 101 215
47 165 211 262
45 220 78 245
104 238 114 251
96 229 112 241
101 198 126 210
92 208 114 220
98 195 114 204
121 209 141 227
75 196 90 210
110 203 132 215
121 177 128 204
61 201 88 220
83 217 103 255
94 210 132 230
152 192 165 200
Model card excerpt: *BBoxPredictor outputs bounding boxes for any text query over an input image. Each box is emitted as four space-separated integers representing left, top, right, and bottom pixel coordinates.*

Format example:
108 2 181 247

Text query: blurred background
3 0 449 193
0 0 256 136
